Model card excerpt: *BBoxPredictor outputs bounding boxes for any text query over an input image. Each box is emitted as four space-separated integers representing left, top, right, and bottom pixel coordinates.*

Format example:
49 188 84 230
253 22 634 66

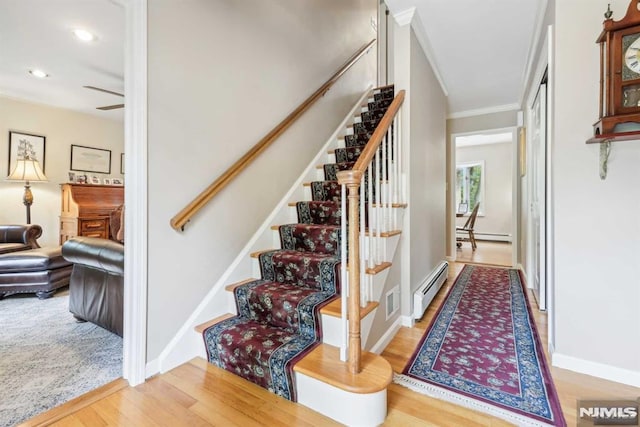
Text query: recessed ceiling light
73 29 96 42
29 69 49 78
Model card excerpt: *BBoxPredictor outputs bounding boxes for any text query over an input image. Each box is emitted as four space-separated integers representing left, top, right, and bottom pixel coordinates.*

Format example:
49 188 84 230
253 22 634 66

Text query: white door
530 80 547 310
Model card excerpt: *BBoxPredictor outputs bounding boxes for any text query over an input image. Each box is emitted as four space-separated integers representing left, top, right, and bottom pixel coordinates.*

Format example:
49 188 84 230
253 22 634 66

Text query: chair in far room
456 202 480 251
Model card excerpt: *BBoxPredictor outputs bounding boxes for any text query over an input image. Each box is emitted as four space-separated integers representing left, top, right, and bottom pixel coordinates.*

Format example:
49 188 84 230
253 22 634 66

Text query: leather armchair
62 237 124 336
0 224 42 254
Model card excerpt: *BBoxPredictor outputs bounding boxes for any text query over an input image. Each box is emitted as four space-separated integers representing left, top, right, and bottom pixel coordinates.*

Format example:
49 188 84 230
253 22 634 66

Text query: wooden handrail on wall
336 90 405 374
170 39 377 231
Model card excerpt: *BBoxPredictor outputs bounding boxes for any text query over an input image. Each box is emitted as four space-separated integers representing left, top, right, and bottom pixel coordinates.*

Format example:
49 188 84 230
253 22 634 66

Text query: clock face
623 33 640 80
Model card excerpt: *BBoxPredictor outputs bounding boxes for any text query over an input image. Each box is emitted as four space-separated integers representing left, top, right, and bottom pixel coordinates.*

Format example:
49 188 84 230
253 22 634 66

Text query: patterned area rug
395 265 566 427
0 289 122 427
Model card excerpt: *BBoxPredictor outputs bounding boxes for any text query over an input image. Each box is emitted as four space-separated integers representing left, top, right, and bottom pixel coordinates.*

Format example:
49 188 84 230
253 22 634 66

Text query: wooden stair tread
366 261 392 274
365 229 401 237
250 249 276 258
194 313 235 334
321 299 378 319
371 202 408 208
293 343 392 394
225 278 258 292
346 261 392 275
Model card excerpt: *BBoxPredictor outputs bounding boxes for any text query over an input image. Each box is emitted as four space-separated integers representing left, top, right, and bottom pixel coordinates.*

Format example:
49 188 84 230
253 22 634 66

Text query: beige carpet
0 289 122 426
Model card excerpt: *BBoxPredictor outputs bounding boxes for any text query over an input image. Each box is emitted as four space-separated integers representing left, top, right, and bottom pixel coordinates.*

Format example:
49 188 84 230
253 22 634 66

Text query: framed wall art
70 144 111 174
8 131 46 175
519 127 527 177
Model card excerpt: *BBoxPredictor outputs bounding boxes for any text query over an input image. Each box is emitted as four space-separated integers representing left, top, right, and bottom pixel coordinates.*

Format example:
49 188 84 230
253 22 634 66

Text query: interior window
456 161 484 214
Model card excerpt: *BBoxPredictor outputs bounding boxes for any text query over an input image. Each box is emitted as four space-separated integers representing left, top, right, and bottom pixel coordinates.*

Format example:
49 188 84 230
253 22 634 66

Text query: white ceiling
0 0 124 121
385 0 545 116
0 0 543 121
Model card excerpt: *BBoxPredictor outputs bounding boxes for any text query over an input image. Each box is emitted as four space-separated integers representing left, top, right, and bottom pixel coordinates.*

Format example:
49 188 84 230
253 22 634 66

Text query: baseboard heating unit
413 261 448 319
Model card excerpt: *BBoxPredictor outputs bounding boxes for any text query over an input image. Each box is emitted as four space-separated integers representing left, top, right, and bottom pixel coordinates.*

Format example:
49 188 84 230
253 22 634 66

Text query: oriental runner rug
203 85 395 401
395 265 566 427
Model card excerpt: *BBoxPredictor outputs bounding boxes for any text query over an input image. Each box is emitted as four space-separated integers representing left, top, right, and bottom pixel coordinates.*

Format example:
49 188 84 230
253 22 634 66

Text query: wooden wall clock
594 0 640 136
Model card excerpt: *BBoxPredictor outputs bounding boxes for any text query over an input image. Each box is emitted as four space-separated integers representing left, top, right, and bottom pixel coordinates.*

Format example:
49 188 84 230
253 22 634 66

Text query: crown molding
393 7 415 26
447 103 521 120
391 6 448 97
519 0 549 106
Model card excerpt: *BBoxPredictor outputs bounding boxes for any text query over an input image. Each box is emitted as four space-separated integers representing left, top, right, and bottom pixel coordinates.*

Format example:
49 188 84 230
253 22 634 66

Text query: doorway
529 71 548 310
451 129 517 267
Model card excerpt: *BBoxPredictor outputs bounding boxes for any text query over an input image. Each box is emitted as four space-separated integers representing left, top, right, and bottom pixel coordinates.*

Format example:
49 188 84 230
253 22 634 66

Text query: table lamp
6 154 48 224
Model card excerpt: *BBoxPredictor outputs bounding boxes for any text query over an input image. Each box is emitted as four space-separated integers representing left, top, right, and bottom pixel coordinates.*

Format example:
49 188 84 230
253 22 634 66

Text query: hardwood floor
34 262 639 426
455 241 513 267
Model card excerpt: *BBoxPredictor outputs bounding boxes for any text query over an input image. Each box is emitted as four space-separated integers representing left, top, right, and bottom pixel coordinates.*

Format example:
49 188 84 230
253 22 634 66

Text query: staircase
198 85 402 425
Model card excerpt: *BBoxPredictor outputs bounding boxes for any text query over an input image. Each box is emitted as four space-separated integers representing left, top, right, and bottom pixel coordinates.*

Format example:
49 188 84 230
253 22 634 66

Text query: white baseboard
145 358 160 378
475 232 512 242
369 316 402 354
552 352 640 388
401 315 414 328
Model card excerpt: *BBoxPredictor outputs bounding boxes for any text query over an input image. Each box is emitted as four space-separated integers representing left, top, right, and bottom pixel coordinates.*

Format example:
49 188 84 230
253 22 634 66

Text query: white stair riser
296 373 387 427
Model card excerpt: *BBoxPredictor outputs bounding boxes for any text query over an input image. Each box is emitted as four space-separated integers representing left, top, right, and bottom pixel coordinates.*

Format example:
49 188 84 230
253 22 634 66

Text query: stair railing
337 89 405 373
170 39 377 231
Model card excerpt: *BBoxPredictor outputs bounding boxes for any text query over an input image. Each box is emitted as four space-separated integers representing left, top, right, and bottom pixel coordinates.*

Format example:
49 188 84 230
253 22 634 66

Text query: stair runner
202 85 395 401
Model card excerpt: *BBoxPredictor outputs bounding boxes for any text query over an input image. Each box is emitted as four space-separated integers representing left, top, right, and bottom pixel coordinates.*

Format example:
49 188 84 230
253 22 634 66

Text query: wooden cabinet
60 184 124 244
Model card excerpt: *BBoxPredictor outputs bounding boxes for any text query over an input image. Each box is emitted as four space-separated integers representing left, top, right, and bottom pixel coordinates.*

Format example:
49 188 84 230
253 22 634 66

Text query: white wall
408 29 446 292
147 0 377 361
0 96 124 246
455 142 512 238
388 15 447 325
552 0 640 383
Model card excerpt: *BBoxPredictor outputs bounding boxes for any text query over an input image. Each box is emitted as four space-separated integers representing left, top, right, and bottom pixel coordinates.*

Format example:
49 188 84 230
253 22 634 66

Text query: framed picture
70 144 111 174
112 178 123 186
104 178 112 185
8 131 46 175
90 175 101 185
76 174 88 184
120 153 124 174
519 127 527 177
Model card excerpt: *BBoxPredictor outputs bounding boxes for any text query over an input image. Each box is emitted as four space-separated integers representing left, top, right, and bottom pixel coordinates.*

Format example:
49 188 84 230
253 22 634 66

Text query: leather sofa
62 237 124 336
0 224 42 254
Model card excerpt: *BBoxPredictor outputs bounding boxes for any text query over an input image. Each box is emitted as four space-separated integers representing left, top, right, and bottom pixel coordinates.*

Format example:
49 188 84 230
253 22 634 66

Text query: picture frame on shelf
104 178 112 185
90 175 101 185
68 172 76 183
70 144 111 174
76 174 88 184
8 131 46 175
112 178 123 186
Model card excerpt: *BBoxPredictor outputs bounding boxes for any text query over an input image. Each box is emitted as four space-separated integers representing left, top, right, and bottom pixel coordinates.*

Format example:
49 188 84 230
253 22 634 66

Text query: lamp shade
6 156 48 182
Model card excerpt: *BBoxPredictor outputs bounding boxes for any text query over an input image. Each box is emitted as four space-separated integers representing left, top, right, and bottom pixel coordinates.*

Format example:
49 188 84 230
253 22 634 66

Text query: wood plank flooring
32 262 640 426
455 241 513 267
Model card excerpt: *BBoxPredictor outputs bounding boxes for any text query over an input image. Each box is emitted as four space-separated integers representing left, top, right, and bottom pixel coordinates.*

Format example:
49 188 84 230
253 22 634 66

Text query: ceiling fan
83 85 124 110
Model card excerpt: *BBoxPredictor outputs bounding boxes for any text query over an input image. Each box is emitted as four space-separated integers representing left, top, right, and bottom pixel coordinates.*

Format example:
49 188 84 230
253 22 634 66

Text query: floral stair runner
202 85 394 401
